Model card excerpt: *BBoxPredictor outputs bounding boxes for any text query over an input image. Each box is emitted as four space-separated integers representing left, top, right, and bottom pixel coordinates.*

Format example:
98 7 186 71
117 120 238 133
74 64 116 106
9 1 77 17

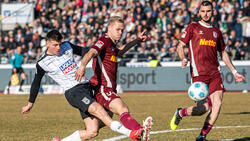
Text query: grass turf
0 92 250 141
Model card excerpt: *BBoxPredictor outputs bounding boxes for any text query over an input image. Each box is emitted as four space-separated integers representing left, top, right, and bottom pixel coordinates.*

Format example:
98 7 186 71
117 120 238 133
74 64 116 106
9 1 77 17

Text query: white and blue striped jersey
29 41 89 103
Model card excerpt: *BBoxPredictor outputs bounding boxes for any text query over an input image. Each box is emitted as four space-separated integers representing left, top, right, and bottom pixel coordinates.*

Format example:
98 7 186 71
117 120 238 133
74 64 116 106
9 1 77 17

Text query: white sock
110 121 131 137
61 130 82 141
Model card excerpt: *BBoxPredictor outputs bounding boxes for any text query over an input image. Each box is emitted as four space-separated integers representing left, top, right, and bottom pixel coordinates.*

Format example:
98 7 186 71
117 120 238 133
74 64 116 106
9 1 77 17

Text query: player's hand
75 66 85 82
182 59 188 68
22 102 33 114
138 30 150 42
234 72 245 83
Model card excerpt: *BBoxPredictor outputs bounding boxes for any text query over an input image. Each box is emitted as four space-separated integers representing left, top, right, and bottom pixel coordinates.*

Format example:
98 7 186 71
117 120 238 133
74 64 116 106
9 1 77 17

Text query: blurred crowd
0 0 250 65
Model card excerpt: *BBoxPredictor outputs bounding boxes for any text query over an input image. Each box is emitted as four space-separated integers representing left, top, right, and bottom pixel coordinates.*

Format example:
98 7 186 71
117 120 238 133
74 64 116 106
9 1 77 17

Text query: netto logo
199 39 216 47
110 55 118 62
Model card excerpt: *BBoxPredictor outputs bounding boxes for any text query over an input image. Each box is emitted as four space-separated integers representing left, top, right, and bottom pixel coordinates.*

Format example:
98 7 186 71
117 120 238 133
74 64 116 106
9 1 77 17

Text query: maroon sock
200 122 213 137
180 108 188 117
120 112 142 130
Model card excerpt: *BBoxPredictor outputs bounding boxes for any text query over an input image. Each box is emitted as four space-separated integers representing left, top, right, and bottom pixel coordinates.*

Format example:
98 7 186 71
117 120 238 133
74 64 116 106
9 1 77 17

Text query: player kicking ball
75 16 153 141
21 30 148 141
170 1 245 141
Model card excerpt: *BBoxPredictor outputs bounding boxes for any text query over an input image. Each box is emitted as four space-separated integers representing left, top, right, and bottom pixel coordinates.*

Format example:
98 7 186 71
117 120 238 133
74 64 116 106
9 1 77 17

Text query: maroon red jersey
180 21 226 77
90 34 119 92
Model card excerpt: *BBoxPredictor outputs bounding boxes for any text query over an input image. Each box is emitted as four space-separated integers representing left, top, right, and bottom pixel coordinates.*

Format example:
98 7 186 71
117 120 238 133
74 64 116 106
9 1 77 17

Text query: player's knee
197 110 206 116
192 106 207 116
88 102 98 114
89 102 108 117
87 130 98 138
212 100 222 111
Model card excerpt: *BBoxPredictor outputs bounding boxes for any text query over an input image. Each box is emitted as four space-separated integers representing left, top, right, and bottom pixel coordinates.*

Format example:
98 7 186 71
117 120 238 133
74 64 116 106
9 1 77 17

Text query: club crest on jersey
59 59 75 75
213 31 217 38
181 31 187 38
95 40 104 48
199 30 203 34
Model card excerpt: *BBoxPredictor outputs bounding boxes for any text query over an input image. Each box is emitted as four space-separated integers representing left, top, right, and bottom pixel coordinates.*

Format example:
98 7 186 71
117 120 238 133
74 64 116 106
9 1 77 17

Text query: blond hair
107 16 124 27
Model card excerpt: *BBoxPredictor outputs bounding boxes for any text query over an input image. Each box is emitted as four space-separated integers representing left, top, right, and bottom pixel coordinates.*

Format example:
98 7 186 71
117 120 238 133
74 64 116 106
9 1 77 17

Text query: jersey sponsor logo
95 40 104 48
199 38 216 47
181 31 187 38
59 59 75 75
110 55 118 62
213 31 218 38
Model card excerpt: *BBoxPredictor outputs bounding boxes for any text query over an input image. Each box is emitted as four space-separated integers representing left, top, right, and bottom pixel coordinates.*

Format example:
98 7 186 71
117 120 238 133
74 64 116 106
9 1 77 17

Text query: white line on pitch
103 125 250 141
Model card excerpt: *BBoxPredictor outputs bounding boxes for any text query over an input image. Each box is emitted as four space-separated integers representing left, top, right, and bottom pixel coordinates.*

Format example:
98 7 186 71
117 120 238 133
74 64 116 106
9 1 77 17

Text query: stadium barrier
0 61 249 93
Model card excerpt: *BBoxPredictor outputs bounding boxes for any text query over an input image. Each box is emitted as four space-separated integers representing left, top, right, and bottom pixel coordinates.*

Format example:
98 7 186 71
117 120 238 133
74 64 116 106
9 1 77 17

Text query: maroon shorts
94 86 120 110
192 73 226 109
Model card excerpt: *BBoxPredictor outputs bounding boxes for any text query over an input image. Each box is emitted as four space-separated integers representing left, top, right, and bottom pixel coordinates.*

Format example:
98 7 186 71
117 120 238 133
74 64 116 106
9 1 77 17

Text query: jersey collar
105 33 118 45
198 21 212 28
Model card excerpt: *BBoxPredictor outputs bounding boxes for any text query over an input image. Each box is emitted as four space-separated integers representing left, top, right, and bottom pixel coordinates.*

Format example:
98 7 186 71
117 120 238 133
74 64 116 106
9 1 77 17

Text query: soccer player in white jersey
170 1 245 141
21 30 143 141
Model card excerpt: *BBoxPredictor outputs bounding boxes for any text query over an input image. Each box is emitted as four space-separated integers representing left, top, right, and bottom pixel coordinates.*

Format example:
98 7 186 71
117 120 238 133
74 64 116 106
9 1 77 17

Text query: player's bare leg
52 102 143 141
88 102 113 127
109 98 153 140
196 90 223 140
109 98 142 130
53 117 99 141
87 102 145 140
170 100 209 130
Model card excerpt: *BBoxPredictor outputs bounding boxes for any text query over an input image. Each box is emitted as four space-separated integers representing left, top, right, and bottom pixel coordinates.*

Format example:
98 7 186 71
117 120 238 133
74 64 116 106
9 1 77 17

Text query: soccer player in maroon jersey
170 1 245 141
75 16 153 140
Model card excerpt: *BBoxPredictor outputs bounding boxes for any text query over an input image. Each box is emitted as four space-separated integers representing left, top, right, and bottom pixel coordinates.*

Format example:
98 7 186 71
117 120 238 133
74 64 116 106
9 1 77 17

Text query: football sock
110 121 131 137
61 130 81 141
120 112 142 130
20 79 24 89
200 122 213 137
8 81 11 87
179 108 188 117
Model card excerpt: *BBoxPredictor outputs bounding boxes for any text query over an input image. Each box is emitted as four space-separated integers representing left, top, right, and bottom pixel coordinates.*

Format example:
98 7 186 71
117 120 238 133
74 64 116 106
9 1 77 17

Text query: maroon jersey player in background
75 16 153 141
170 1 245 141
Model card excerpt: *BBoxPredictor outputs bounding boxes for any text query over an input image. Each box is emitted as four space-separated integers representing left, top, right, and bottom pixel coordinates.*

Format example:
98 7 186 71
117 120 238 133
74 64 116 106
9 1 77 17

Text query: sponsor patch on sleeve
95 40 104 48
181 31 187 38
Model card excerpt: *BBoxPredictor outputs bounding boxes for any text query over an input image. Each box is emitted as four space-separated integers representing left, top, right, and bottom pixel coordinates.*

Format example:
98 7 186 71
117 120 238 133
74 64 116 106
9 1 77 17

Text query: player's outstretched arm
118 30 150 56
221 50 245 82
177 41 188 68
76 48 98 82
22 64 45 114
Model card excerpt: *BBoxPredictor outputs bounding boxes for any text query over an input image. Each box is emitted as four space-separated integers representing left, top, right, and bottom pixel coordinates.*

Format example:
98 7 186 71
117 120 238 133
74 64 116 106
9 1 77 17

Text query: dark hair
200 0 213 9
46 30 63 42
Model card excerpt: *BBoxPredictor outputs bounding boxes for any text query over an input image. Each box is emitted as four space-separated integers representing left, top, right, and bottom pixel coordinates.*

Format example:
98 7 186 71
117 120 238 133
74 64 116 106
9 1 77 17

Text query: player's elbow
89 48 98 57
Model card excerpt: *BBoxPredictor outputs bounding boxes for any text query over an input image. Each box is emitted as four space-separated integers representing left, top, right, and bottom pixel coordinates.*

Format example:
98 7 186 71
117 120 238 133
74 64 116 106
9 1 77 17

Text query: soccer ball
188 81 209 101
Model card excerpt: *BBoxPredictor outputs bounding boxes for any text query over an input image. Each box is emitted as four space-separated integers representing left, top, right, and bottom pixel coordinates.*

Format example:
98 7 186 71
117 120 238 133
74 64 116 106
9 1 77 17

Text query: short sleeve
36 63 46 77
180 24 193 45
217 30 226 52
90 39 106 53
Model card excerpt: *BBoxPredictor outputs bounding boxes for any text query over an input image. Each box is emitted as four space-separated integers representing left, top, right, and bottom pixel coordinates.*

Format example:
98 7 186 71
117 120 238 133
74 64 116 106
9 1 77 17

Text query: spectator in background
233 41 243 60
242 40 250 60
7 46 26 93
0 36 5 55
234 18 243 41
1 0 250 65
